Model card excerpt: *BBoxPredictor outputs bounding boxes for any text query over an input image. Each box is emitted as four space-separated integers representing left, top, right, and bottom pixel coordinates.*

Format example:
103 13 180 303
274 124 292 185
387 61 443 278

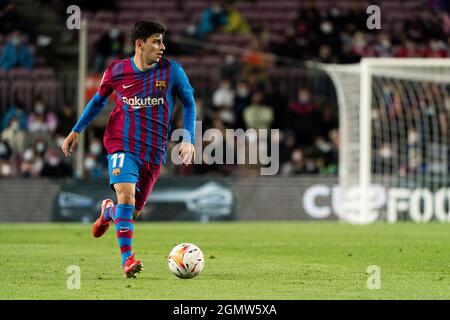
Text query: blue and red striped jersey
74 57 196 165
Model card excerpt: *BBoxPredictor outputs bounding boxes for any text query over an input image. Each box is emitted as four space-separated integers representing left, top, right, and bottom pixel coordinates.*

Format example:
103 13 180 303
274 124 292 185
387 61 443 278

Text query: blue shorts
107 151 142 187
107 151 162 211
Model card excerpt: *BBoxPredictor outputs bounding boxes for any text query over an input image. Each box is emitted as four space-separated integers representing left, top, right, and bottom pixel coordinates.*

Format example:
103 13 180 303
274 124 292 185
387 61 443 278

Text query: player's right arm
62 64 114 156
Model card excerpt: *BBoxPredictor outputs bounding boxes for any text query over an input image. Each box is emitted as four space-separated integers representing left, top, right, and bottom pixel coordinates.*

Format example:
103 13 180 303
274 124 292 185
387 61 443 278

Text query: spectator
1 103 27 132
20 147 43 177
280 148 306 175
241 37 275 85
28 97 58 133
1 116 26 155
92 26 124 72
0 30 34 71
351 31 370 57
243 92 273 130
233 80 251 130
424 39 447 57
83 138 105 178
220 53 241 84
57 103 77 136
288 88 320 147
222 2 251 36
212 79 235 126
40 147 72 177
196 0 227 38
395 39 420 57
373 33 394 57
317 104 338 138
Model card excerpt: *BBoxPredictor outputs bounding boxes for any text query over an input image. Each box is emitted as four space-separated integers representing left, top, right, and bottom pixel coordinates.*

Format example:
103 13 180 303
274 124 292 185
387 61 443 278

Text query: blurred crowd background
0 0 449 178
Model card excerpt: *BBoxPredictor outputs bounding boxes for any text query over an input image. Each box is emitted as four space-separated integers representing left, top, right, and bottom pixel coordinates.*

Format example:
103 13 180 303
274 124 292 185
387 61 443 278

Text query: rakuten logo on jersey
122 96 164 109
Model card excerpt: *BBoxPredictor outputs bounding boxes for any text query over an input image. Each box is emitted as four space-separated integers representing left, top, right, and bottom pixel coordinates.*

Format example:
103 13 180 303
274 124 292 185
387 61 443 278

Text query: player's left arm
174 62 196 165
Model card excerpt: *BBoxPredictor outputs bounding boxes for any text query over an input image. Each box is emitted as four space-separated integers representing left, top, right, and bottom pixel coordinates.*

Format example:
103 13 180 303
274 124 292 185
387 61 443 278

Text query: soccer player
61 21 196 278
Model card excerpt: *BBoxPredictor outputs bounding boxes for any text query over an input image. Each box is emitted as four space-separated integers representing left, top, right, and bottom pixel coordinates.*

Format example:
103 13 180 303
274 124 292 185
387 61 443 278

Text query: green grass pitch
0 221 449 299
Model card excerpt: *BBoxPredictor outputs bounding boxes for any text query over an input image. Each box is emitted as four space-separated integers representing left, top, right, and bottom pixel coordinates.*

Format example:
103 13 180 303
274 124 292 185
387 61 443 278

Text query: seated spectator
220 53 241 84
40 147 72 178
242 37 275 85
92 26 124 72
288 88 320 147
373 33 394 57
280 148 306 175
1 103 27 132
233 80 251 130
57 102 77 136
424 39 447 57
395 39 420 57
197 0 227 38
212 79 235 127
0 30 34 71
20 147 43 177
28 97 58 133
243 92 273 130
222 2 251 35
1 116 26 155
84 138 106 178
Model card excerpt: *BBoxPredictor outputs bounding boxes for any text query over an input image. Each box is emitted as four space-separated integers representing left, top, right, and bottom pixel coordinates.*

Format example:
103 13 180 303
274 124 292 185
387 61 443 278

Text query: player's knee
116 191 135 205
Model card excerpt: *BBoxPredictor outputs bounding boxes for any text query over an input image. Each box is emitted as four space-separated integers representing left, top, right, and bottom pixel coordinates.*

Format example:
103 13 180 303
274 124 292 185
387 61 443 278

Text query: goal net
320 58 450 224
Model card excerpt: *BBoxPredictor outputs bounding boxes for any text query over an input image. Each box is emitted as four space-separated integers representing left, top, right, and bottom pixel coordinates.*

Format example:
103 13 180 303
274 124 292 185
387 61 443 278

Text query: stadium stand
0 0 449 178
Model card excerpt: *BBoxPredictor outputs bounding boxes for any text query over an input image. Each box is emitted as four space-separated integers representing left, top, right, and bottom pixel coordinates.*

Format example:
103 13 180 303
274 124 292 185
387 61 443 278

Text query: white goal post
319 58 450 224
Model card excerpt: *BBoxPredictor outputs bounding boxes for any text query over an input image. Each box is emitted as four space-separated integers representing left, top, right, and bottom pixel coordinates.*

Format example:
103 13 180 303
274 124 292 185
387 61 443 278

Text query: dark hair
131 21 166 47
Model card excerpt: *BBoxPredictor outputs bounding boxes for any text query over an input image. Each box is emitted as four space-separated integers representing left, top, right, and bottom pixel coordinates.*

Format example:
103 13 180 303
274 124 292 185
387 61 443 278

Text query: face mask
380 146 392 158
225 55 235 65
23 149 34 162
381 40 391 48
237 87 248 97
36 142 45 153
11 121 19 131
85 157 96 170
109 29 119 39
330 8 340 17
320 22 333 34
11 37 21 46
90 143 102 156
48 156 60 167
211 5 221 13
35 103 45 114
1 164 11 176
408 131 418 144
317 141 331 153
299 95 309 103
292 151 303 162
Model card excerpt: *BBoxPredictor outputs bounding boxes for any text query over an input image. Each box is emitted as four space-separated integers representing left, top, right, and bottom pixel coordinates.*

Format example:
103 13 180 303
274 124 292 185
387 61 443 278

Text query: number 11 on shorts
112 153 125 168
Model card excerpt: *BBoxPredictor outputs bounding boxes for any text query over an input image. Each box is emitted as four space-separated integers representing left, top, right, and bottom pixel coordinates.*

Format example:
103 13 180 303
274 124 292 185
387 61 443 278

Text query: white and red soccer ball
168 243 205 279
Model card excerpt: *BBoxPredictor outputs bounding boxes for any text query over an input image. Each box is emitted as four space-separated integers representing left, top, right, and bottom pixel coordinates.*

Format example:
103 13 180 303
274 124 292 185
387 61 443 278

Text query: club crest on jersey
155 80 166 91
113 168 121 176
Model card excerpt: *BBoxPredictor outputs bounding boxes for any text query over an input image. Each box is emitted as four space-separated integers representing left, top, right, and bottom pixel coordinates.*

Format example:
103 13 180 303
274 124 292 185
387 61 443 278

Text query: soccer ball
168 243 205 279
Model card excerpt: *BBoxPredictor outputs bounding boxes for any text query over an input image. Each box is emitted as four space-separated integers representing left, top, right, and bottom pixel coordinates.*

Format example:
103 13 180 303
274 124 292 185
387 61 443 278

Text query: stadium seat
10 80 33 110
95 11 116 24
31 68 55 81
33 81 61 109
0 80 8 112
7 69 32 81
